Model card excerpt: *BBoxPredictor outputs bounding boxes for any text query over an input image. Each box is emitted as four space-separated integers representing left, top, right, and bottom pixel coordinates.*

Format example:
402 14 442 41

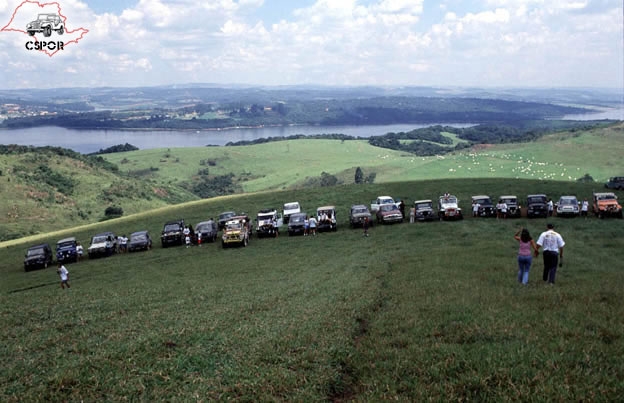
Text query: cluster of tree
354 167 376 184
186 173 241 198
367 121 608 156
225 133 357 146
104 206 124 219
90 143 139 155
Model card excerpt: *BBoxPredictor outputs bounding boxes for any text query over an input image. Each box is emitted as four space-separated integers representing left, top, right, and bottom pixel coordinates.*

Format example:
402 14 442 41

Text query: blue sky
0 0 622 89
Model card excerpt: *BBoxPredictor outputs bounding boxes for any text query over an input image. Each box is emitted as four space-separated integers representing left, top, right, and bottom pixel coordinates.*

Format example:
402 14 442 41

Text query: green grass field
2 178 623 400
105 123 624 193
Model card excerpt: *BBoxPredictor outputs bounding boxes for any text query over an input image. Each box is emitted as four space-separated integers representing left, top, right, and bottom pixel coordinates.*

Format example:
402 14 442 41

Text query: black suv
161 220 185 247
24 243 53 271
527 194 548 218
471 195 496 217
605 176 624 190
56 237 78 264
195 220 218 243
287 212 307 236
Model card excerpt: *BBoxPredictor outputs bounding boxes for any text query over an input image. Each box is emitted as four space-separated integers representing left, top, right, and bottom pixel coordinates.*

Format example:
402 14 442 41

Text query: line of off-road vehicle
22 189 622 272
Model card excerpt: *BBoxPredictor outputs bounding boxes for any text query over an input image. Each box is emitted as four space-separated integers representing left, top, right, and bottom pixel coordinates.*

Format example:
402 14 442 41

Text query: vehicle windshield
441 196 457 203
528 197 546 203
219 212 235 220
131 234 146 242
598 194 616 200
164 224 180 232
226 222 241 231
196 224 211 231
38 14 48 20
92 235 107 243
501 198 516 204
416 203 432 209
284 203 299 210
379 198 394 204
258 214 274 221
380 204 398 212
57 241 74 249
559 198 577 205
318 210 334 216
352 207 368 214
27 248 45 256
290 215 305 223
474 198 490 204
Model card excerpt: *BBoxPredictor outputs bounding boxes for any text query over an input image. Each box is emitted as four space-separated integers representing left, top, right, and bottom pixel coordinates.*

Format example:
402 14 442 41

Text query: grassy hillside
0 148 197 241
106 122 624 192
1 178 623 400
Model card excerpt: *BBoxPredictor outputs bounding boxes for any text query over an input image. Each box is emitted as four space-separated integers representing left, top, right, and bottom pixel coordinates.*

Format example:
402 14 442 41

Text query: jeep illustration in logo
26 14 64 37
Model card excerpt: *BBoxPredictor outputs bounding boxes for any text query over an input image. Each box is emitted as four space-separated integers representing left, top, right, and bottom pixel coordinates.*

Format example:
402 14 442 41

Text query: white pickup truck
370 196 401 213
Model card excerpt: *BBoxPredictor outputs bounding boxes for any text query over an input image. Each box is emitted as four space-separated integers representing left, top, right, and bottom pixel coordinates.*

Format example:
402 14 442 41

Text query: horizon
1 83 622 93
1 0 622 90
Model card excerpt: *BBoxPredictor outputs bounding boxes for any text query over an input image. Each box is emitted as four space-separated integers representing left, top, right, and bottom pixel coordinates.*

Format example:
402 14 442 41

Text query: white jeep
438 195 463 220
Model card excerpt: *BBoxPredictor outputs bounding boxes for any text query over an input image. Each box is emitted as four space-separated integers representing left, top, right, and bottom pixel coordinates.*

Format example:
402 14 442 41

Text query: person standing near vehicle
500 200 508 219
76 242 83 262
57 263 70 289
472 201 480 218
409 206 416 223
536 223 565 285
514 228 538 285
581 199 589 217
183 226 191 248
363 216 370 236
547 198 554 217
272 217 279 238
308 215 317 236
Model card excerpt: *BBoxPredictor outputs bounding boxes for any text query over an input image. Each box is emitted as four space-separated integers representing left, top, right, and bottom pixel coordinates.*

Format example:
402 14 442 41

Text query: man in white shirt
536 223 565 284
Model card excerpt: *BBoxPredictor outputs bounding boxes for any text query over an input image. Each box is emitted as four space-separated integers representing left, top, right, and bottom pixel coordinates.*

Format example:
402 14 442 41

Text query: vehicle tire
161 242 166 248
44 261 48 269
28 31 35 36
44 26 51 37
222 241 226 248
58 26 64 35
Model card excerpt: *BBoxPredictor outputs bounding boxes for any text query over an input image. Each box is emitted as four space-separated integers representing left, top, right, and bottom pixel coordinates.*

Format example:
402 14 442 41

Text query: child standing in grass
57 263 70 289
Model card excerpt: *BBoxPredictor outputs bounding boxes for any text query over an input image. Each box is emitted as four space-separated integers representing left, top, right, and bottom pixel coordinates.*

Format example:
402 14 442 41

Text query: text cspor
25 41 64 51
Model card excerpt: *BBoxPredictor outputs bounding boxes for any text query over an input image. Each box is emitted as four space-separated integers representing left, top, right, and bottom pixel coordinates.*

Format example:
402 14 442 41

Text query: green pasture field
1 179 623 400
105 123 624 193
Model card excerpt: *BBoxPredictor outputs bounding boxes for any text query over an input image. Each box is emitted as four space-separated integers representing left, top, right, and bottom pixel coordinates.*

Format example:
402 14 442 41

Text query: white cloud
0 0 621 88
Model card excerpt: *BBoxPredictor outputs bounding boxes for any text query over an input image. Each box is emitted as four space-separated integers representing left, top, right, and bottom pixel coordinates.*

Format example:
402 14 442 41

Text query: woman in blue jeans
514 228 539 284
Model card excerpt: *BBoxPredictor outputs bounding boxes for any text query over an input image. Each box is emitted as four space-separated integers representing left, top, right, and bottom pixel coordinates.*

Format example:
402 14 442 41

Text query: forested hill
0 96 588 130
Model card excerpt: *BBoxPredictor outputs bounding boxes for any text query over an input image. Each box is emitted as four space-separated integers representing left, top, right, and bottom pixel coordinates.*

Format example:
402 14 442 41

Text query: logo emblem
1 1 88 57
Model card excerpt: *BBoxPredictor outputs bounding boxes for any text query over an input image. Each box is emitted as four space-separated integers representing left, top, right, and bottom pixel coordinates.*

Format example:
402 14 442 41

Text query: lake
0 123 475 154
1 105 621 153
